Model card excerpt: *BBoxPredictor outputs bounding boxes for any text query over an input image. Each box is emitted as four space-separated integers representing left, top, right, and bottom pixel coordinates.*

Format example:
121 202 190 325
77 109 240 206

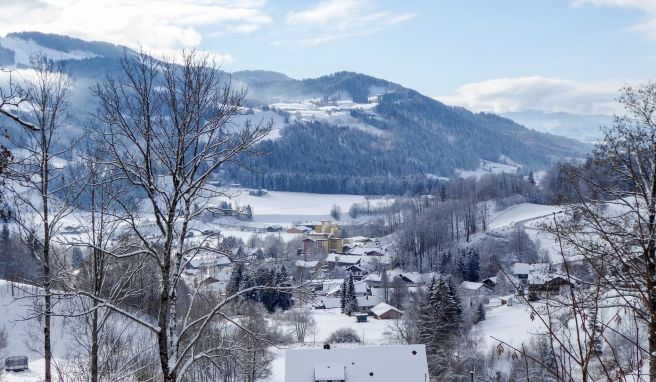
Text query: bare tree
0 65 37 130
285 307 316 343
0 326 7 380
534 81 656 381
6 56 78 382
89 50 275 382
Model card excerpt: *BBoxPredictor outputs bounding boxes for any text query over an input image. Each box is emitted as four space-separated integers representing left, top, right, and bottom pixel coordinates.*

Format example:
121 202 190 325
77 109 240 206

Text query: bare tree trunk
6 56 75 382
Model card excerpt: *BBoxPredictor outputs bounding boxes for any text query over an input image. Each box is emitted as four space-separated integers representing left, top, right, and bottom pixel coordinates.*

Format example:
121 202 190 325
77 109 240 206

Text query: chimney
323 343 331 350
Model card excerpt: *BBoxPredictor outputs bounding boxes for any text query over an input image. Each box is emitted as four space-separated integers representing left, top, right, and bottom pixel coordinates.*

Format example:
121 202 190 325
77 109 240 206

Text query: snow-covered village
0 2 655 382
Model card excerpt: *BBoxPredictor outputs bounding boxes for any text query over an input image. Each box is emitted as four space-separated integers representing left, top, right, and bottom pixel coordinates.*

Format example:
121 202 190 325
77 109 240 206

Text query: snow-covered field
268 99 387 137
216 189 372 221
456 159 521 179
474 298 543 352
488 203 561 231
0 281 71 382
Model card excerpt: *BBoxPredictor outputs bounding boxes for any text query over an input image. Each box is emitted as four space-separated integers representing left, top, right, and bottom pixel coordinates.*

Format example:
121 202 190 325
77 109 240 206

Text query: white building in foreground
285 345 430 382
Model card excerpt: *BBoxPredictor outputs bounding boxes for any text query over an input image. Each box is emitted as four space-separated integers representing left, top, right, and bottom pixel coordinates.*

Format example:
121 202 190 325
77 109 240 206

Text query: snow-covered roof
349 236 371 242
356 295 382 308
460 281 485 291
325 254 362 265
285 345 430 382
325 281 367 296
363 273 381 282
348 247 368 256
528 272 573 285
186 253 231 268
314 363 345 380
370 302 403 317
513 263 530 275
321 297 341 309
513 262 550 277
296 260 320 268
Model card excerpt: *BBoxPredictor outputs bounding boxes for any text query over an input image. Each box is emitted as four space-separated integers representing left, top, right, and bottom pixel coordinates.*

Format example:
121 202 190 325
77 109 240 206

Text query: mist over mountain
500 110 611 143
0 32 590 195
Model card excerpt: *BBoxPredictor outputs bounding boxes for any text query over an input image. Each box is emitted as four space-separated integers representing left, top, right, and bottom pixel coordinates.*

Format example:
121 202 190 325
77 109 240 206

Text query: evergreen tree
458 248 480 282
445 277 463 328
418 277 463 378
260 268 278 313
381 269 389 303
275 266 292 311
342 275 358 316
227 262 244 298
340 277 347 312
466 249 480 282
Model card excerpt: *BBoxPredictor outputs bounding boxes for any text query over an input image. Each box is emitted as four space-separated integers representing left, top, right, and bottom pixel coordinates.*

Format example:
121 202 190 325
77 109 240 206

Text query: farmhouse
356 295 382 313
288 225 311 234
459 281 493 307
528 273 576 294
370 302 403 319
284 345 430 382
513 263 550 285
345 264 367 280
324 254 362 269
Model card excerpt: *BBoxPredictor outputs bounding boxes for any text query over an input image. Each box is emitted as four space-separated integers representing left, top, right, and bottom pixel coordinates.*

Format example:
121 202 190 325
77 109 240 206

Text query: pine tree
227 262 244 298
445 277 463 328
343 275 357 316
466 249 480 282
340 277 347 312
381 269 389 303
275 266 292 311
419 277 452 377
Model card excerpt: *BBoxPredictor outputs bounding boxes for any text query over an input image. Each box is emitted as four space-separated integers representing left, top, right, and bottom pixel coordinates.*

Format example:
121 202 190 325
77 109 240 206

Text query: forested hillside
228 73 589 194
1 33 590 195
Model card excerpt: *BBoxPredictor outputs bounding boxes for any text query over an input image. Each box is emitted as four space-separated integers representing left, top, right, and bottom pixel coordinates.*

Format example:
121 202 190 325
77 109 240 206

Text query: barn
369 302 403 319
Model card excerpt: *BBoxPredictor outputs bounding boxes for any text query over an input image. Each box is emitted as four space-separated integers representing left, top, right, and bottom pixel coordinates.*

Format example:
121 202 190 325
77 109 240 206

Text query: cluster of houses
457 261 578 308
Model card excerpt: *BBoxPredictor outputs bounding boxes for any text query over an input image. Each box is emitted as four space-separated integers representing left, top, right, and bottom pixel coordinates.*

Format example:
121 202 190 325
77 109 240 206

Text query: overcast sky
1 0 653 115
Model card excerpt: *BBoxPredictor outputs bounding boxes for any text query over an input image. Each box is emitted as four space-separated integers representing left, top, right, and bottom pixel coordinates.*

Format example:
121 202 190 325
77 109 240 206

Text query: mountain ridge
0 32 590 194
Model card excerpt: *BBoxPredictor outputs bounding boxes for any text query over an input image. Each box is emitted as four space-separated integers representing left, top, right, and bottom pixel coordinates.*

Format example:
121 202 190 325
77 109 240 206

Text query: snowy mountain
0 32 590 195
500 110 612 143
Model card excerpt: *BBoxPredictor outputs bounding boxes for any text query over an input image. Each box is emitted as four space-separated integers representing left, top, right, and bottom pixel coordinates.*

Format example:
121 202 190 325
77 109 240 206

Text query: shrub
327 327 361 344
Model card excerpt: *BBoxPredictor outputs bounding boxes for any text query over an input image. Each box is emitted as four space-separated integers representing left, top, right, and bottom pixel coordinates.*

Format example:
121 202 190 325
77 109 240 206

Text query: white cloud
573 0 656 40
0 0 272 59
278 0 415 45
437 76 627 115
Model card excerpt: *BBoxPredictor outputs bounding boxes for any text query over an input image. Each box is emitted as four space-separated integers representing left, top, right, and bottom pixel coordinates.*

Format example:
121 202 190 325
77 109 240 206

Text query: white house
513 263 550 285
285 345 430 382
459 281 493 307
